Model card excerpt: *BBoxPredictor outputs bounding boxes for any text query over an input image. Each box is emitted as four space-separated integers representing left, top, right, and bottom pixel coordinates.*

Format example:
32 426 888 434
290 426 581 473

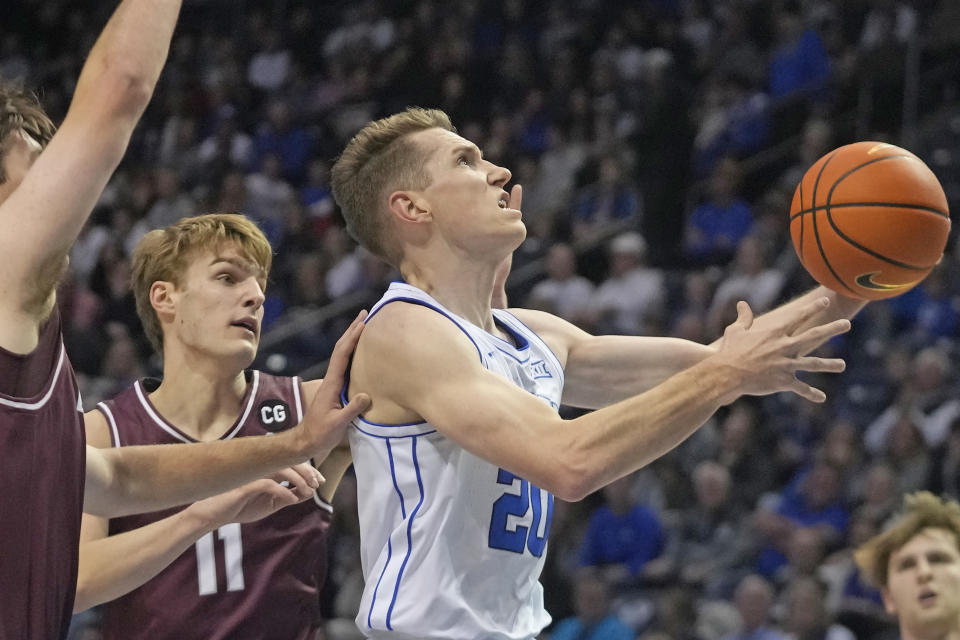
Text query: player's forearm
562 337 714 409
96 429 309 517
74 506 214 612
556 359 736 500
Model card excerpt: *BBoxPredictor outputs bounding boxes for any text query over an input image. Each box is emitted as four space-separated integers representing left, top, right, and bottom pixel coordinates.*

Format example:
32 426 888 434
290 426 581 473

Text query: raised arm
0 0 182 353
349 298 849 502
83 313 371 518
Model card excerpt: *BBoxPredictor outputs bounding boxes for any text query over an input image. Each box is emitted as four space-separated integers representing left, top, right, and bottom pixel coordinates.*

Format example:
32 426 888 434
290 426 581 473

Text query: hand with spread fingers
295 310 372 458
712 297 850 405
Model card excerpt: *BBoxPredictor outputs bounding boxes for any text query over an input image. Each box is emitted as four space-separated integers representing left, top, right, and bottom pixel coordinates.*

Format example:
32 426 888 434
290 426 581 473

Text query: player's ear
149 280 177 320
880 587 897 616
387 190 432 225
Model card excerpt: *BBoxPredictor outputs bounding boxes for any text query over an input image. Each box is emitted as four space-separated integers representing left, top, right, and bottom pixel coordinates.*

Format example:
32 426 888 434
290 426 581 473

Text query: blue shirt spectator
579 474 665 579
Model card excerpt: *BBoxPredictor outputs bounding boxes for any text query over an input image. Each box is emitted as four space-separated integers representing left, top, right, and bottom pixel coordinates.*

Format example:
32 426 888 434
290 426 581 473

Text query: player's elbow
100 64 155 114
544 449 602 502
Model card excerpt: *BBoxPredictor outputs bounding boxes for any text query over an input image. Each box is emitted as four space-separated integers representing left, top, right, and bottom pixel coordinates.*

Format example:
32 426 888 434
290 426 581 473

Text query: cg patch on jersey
257 399 292 431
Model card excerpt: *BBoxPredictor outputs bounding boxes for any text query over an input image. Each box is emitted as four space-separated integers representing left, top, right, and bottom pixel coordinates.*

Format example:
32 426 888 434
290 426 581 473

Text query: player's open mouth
919 589 938 606
231 318 258 335
498 191 509 209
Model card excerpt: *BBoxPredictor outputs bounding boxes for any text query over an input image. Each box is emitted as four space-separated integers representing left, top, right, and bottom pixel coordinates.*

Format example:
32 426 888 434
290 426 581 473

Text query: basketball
789 141 951 300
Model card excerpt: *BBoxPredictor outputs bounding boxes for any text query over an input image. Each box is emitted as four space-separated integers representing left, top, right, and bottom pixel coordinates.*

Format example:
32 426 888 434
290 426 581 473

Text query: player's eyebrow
451 144 483 160
211 255 266 280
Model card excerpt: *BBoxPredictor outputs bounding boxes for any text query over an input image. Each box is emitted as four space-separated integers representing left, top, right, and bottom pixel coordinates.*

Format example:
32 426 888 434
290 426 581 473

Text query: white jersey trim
366 436 426 631
132 371 261 443
0 342 66 411
292 376 304 422
97 401 123 448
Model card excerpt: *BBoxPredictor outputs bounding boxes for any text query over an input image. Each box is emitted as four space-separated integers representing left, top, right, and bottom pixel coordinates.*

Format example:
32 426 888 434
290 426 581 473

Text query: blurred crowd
7 0 958 638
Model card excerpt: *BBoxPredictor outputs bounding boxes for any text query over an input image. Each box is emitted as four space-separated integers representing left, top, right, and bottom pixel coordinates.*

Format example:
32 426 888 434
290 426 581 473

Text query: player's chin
225 342 258 368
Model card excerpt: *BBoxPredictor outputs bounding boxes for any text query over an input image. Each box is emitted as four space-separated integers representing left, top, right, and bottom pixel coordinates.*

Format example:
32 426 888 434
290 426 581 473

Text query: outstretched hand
297 310 372 458
713 297 850 404
189 462 320 527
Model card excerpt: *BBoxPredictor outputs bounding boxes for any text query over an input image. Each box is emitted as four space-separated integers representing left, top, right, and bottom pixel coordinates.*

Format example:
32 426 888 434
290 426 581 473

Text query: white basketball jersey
347 282 565 640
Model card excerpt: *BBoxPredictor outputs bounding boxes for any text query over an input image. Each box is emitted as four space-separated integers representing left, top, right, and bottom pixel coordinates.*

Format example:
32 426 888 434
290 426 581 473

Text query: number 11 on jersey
196 523 245 595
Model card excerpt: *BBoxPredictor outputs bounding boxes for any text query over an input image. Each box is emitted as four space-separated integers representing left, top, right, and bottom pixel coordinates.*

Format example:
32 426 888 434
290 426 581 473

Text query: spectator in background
781 576 856 640
253 100 313 184
754 461 850 580
196 108 254 179
646 461 747 597
549 573 634 640
717 401 779 513
323 225 365 299
526 242 595 325
573 154 641 241
245 152 296 243
579 472 665 589
693 73 771 178
767 2 831 100
708 234 786 336
247 29 292 94
721 574 786 640
865 347 958 459
684 156 753 266
589 231 666 336
301 158 336 232
146 166 196 229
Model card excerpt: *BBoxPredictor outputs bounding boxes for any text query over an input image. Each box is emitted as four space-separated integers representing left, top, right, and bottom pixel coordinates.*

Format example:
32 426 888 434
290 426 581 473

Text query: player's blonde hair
331 107 454 266
131 213 273 353
0 81 56 183
854 491 960 588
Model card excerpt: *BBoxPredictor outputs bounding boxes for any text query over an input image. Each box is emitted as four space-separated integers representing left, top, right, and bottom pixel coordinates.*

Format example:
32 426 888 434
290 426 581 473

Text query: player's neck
401 258 499 333
149 355 249 442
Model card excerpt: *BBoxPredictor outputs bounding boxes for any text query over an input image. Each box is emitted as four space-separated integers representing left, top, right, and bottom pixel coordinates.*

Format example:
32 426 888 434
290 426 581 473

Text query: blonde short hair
854 491 960 588
331 107 454 266
131 213 272 353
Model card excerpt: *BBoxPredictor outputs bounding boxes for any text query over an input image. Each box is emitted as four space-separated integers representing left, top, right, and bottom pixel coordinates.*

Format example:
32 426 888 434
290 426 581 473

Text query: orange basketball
789 141 951 300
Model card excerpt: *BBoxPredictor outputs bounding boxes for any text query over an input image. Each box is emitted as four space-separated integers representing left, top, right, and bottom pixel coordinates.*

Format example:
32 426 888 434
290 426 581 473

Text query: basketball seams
789 202 949 222
824 157 936 271
809 151 856 294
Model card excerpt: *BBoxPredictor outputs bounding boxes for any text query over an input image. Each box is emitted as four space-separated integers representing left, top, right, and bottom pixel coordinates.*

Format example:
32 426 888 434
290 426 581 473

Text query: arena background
6 1 959 638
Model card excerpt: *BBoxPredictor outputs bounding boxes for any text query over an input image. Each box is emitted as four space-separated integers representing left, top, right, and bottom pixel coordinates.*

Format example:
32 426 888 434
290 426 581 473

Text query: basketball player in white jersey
330 108 865 639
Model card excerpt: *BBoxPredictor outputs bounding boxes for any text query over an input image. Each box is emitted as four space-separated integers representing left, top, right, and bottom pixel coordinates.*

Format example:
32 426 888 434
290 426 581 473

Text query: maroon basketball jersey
0 306 86 640
98 371 331 640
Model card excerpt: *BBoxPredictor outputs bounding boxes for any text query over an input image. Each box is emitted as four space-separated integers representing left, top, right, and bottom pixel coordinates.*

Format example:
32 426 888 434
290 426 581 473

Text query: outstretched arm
510 285 865 409
349 298 848 502
0 0 182 353
83 313 371 518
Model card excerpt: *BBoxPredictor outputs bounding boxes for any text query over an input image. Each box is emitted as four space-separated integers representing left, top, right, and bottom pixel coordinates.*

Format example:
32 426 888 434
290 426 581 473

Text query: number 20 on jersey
488 469 554 557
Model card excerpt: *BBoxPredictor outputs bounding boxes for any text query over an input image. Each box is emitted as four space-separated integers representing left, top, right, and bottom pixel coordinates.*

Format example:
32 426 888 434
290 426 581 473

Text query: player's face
170 244 266 368
883 527 960 637
0 129 42 205
408 127 525 259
